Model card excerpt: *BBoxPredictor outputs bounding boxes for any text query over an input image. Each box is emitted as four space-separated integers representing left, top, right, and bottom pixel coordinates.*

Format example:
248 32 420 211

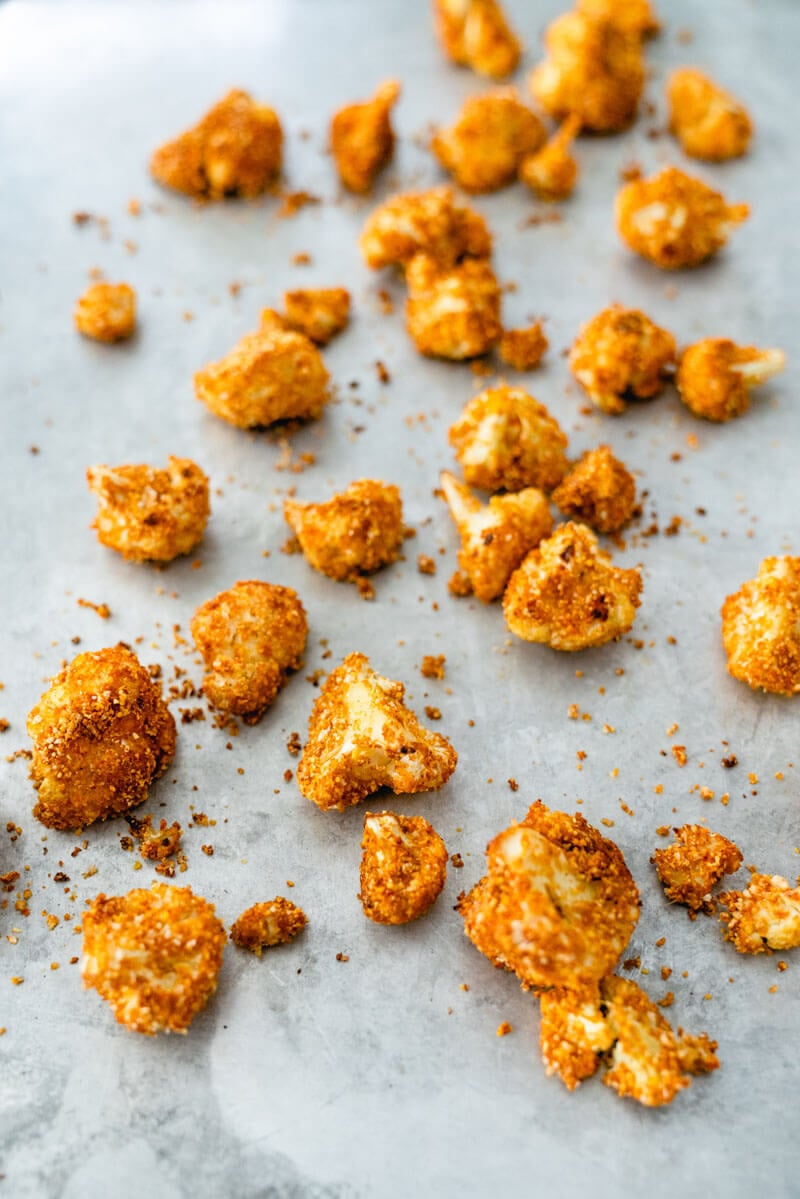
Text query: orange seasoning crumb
672 745 687 767
496 1021 513 1037
420 655 446 680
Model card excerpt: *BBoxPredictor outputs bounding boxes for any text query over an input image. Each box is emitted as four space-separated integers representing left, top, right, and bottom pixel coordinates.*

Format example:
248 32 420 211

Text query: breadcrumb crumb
499 322 548 371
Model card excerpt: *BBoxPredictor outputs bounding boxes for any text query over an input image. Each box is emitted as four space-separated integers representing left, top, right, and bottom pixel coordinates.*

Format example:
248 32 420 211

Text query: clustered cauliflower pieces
190 580 307 723
667 68 752 161
82 883 226 1035
519 116 581 202
86 456 210 563
330 80 400 194
433 0 521 80
575 0 660 39
296 652 457 811
230 898 308 955
551 445 637 534
405 252 502 359
653 824 743 914
360 186 492 270
431 89 545 193
27 645 176 831
719 873 800 954
569 304 676 415
359 811 448 924
721 557 800 695
284 479 404 584
283 287 351 346
74 282 136 343
448 385 569 493
498 322 548 371
676 337 786 422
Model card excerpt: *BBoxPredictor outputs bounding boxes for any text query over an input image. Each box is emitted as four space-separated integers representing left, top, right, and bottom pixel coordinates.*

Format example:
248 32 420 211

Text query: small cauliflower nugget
676 337 785 422
654 824 743 914
360 186 492 270
82 883 226 1035
720 873 800 954
569 305 677 415
721 557 800 695
296 652 458 811
283 287 351 346
27 645 176 831
668 68 752 161
551 445 637 534
519 116 581 202
150 89 282 200
74 282 136 343
230 898 308 955
86 456 210 563
576 0 660 39
433 0 521 80
284 479 404 584
498 322 548 371
431 89 545 193
360 811 448 924
405 252 502 360
449 384 569 492
330 80 400 194
615 166 749 269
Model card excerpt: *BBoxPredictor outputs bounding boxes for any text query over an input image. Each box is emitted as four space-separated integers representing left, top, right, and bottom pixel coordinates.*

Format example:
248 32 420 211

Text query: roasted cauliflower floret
499 322 548 371
82 883 226 1035
721 557 800 695
569 305 677 415
283 287 351 346
576 0 660 39
150 89 282 200
74 282 136 343
519 116 581 202
405 252 502 360
615 166 749 269
551 445 637 534
449 385 569 493
27 645 176 831
230 898 308 955
330 80 400 194
431 89 545 194
191 580 307 723
433 0 521 80
539 983 616 1090
654 825 743 914
667 68 752 161
676 338 785 422
360 186 492 270
86 456 210 563
503 521 642 650
284 479 404 583
360 811 448 924
296 652 458 812
720 873 800 954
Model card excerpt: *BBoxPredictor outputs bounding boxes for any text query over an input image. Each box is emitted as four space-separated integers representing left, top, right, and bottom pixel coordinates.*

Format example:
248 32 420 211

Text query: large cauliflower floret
296 652 458 812
74 282 136 343
569 305 677 415
615 166 749 269
719 873 800 954
150 89 282 200
283 287 351 346
503 521 642 650
283 479 404 583
230 898 308 955
86 456 210 563
667 69 752 161
82 883 226 1035
721 557 800 695
440 470 553 602
190 580 307 723
359 811 448 924
431 89 545 194
575 0 660 39
27 645 176 831
449 385 569 493
360 186 492 270
676 338 786 422
405 253 502 360
330 80 400 194
654 824 743 914
519 116 581 202
551 445 637 534
433 0 521 80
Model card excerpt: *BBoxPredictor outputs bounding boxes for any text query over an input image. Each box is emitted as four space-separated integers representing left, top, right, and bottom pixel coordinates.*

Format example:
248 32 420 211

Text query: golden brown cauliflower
721 557 800 695
27 645 176 831
498 322 548 371
330 80 400 194
283 287 351 346
431 89 545 193
720 873 800 954
654 825 743 914
86 456 210 563
74 282 136 343
519 116 581 202
440 470 552 602
503 521 642 650
360 186 492 270
359 811 448 924
676 338 786 422
551 445 637 534
569 305 677 415
576 0 660 39
405 252 502 360
230 899 308 955
82 883 226 1035
667 68 752 161
615 166 749 269
433 0 521 80
448 385 569 492
296 652 458 812
150 89 282 200
283 479 404 584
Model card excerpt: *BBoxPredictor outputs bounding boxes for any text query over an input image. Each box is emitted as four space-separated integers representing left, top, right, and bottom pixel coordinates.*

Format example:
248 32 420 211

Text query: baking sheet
1 1 799 1195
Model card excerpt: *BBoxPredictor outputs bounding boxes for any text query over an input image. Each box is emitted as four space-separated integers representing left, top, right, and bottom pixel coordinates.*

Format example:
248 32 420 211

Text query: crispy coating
440 470 552 602
360 186 492 270
569 305 677 415
27 645 176 831
668 69 752 161
539 983 616 1090
503 521 642 650
431 90 546 194
499 322 548 371
676 1030 720 1076
433 0 521 80
576 0 660 39
150 89 282 200
284 479 404 583
82 883 226 1035
330 80 400 194
615 166 749 270
519 116 581 202
676 338 786 422
359 811 448 924
551 445 636 534
86 456 210 563
405 253 502 360
230 898 308 955
74 282 136 343
719 873 800 954
191 580 307 723
721 557 800 695
654 824 743 914
127 813 183 863
296 652 458 812
449 385 569 493
283 287 351 346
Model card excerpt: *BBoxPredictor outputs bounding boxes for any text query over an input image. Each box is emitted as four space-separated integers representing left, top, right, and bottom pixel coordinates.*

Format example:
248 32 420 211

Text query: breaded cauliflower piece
330 80 400 194
615 166 749 269
27 645 176 831
433 0 521 80
519 115 581 202
359 811 448 924
551 445 637 534
503 521 642 650
576 0 660 39
720 873 800 954
230 898 308 955
284 479 404 584
667 68 752 161
150 89 282 200
499 322 548 371
82 883 226 1035
676 338 786 422
74 282 136 343
448 385 569 492
529 13 644 134
721 557 800 695
569 305 677 415
86 456 210 563
191 580 307 723
431 89 545 193
676 1030 720 1076
405 252 502 360
283 287 351 346
539 983 616 1090
296 652 458 811
654 824 743 914
440 470 552 602
360 186 492 270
